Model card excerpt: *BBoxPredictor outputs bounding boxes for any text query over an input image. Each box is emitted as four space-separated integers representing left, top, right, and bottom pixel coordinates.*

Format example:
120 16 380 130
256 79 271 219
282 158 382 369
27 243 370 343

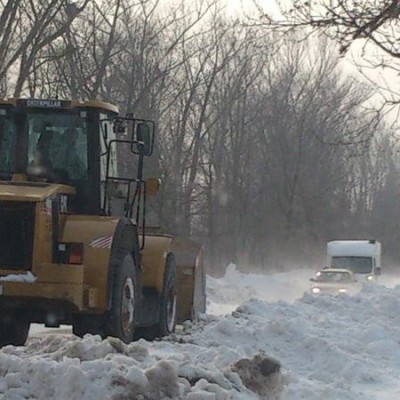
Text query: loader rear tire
106 253 138 344
0 318 30 347
156 255 177 337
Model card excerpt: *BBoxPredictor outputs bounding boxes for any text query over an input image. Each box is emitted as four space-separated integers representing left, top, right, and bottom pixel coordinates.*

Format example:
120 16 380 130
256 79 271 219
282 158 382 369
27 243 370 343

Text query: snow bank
2 265 400 399
0 272 36 283
0 332 280 399
207 263 313 315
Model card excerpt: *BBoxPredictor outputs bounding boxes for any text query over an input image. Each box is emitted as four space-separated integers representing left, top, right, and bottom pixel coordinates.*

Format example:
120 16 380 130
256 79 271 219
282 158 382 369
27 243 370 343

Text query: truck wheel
157 255 177 337
0 319 30 347
106 253 138 343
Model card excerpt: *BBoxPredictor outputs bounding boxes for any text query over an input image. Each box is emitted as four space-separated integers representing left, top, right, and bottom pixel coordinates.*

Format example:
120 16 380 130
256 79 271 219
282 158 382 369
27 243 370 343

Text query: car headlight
312 287 320 294
366 275 374 281
338 288 347 293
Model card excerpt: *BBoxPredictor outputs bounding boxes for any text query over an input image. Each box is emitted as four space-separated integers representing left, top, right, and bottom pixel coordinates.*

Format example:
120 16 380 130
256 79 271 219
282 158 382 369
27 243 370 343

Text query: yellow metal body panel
0 182 75 202
35 263 84 284
0 98 16 106
71 100 119 113
141 234 174 293
2 281 85 310
61 215 120 310
0 215 118 311
34 201 53 265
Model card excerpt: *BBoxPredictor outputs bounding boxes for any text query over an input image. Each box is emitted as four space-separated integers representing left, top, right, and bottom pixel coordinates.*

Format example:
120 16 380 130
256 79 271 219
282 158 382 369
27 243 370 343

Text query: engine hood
0 181 75 202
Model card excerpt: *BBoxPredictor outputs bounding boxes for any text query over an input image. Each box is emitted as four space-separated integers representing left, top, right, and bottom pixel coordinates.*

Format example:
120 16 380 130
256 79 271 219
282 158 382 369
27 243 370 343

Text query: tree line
1 0 399 273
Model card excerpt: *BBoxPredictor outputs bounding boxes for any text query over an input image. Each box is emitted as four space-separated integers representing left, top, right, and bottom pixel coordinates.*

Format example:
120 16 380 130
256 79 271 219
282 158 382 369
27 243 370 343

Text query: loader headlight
338 288 347 293
312 287 320 294
366 275 374 281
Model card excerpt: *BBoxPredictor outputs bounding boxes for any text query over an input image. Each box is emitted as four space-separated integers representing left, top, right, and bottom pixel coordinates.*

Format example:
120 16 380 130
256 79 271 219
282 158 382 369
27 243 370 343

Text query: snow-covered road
2 264 400 399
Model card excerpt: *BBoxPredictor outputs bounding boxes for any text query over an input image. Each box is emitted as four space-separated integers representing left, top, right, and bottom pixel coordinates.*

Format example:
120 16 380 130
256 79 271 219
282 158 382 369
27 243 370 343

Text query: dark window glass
0 112 17 176
27 112 88 181
331 256 372 274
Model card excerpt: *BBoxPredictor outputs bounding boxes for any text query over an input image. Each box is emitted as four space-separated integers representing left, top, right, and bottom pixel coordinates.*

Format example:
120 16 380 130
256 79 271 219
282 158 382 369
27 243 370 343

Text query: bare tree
0 0 90 97
256 0 400 56
208 34 377 270
198 24 269 269
9 0 394 271
252 1 400 108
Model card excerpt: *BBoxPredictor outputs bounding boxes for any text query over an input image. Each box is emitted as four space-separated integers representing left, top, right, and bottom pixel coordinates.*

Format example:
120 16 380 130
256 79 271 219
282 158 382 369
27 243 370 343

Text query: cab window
27 112 88 181
0 110 17 176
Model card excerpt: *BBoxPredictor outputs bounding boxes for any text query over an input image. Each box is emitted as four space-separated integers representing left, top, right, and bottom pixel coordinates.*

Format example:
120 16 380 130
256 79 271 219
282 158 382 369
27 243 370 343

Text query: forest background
1 0 398 274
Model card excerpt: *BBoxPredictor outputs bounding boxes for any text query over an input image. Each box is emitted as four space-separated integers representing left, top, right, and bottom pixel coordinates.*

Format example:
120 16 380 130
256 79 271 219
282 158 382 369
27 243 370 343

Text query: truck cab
327 240 382 281
0 98 153 214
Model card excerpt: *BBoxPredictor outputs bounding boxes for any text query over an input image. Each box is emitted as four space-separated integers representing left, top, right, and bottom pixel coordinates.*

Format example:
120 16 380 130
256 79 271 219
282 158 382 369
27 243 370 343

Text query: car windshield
331 256 372 274
315 271 353 283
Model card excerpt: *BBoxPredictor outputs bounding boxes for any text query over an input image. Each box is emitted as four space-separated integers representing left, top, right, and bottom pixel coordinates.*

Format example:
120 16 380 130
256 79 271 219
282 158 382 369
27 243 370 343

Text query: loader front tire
106 253 138 343
157 255 177 337
72 315 104 338
0 318 30 347
72 322 87 338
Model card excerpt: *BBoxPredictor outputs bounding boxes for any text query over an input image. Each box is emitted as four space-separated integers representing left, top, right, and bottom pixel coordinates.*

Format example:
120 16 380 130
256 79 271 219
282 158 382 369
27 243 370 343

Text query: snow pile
0 272 36 283
207 263 313 315
0 332 281 399
2 265 400 399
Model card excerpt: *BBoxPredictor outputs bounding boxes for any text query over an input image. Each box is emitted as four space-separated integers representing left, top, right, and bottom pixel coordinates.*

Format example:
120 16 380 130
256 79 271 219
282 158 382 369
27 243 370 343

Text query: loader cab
0 99 155 219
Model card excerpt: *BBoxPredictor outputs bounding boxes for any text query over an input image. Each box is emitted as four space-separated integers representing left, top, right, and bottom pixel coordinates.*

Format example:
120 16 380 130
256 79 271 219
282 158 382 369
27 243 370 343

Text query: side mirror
376 267 382 276
146 177 160 196
132 122 154 156
309 278 315 282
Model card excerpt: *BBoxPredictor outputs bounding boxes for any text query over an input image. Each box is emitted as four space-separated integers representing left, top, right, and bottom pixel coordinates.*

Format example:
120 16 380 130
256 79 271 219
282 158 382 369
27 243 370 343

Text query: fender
141 234 175 294
106 217 140 310
61 215 139 311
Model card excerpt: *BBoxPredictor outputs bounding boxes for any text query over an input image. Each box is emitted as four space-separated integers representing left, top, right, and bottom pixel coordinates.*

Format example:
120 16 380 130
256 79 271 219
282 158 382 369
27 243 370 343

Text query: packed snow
0 272 36 283
2 264 400 399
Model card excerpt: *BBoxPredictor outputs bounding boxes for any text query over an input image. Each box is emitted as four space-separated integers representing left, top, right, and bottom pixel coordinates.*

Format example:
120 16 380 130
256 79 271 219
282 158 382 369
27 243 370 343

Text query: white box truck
327 240 382 281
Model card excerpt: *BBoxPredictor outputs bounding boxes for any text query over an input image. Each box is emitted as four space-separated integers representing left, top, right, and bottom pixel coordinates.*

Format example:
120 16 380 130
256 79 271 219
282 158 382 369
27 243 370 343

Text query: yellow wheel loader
0 98 206 346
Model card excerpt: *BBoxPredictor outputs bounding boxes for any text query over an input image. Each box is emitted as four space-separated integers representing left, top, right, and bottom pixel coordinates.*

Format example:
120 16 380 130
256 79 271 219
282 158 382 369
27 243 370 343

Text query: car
309 268 361 295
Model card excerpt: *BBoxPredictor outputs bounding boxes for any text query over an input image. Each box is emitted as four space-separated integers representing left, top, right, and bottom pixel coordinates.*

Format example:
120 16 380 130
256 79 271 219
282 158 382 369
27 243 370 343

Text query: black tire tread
0 319 30 347
105 253 138 343
156 254 177 337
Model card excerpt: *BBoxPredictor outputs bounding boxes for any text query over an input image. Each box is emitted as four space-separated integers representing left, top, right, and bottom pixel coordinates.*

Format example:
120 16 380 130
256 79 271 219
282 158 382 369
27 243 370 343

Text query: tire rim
166 287 177 333
121 277 135 337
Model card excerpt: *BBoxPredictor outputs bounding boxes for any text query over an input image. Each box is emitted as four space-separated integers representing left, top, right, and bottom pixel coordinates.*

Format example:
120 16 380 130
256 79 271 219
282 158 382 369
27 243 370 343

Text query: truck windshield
0 113 17 178
27 111 88 181
331 256 372 274
315 271 353 282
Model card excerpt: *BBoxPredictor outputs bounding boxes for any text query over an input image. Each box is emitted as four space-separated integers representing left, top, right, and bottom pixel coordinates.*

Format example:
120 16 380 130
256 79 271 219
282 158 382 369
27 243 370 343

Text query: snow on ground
206 263 313 315
2 264 400 399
